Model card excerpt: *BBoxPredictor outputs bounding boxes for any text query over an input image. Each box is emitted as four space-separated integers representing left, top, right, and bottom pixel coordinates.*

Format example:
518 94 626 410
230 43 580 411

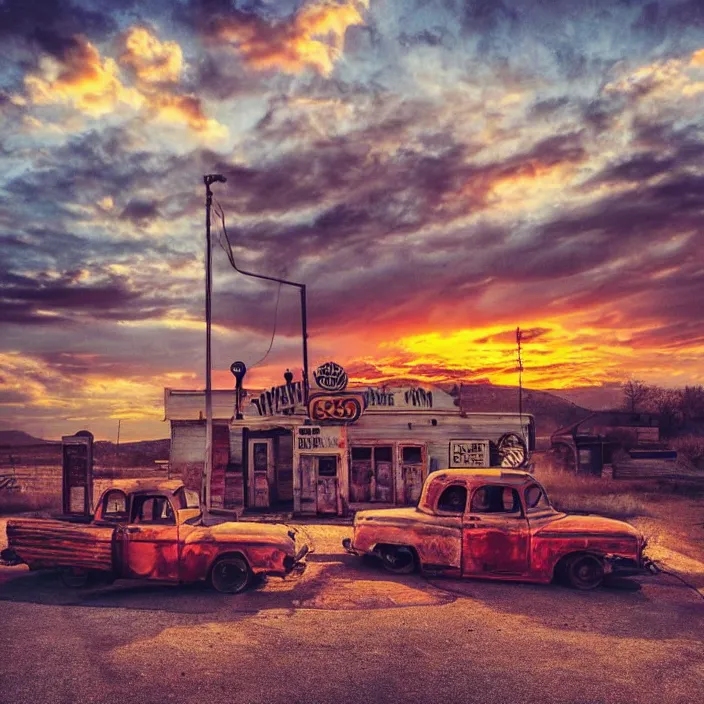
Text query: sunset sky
1 0 704 440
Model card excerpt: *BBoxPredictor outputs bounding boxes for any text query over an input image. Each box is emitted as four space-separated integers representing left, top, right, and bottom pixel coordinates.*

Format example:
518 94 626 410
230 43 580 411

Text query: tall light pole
202 173 226 512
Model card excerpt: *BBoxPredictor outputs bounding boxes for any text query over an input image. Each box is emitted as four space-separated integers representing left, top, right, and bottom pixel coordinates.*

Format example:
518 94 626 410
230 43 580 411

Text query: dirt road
0 523 702 704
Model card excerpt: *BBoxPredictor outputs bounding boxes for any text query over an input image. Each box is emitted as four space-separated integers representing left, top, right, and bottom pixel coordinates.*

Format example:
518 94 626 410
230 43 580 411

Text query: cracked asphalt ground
0 523 702 704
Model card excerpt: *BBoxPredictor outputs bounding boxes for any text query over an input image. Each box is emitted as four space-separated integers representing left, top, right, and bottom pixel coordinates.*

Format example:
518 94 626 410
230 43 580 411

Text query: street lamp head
204 174 227 185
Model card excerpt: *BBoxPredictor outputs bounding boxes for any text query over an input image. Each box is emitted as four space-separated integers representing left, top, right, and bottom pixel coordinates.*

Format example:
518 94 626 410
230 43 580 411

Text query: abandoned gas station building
164 363 535 517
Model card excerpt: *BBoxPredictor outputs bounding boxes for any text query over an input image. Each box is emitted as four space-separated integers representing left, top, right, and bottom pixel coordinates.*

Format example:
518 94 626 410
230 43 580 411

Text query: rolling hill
456 383 592 437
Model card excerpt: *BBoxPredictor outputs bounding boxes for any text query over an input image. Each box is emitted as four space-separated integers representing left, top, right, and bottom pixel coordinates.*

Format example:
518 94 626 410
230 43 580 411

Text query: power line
213 199 283 370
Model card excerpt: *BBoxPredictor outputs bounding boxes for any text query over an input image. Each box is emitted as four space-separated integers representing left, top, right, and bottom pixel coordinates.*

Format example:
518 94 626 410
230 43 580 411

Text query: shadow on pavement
0 552 456 613
424 569 704 640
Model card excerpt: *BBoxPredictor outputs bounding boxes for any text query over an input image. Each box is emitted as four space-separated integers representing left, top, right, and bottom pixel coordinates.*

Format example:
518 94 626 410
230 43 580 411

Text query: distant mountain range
0 430 54 446
0 431 170 467
1 382 625 458
456 384 593 437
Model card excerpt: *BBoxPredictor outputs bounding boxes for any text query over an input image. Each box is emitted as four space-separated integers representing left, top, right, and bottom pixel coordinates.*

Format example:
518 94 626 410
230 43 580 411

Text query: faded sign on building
449 439 490 468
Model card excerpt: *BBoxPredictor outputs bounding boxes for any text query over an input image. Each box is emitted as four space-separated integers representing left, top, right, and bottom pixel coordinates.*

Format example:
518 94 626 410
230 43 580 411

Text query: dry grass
533 461 658 519
671 435 704 470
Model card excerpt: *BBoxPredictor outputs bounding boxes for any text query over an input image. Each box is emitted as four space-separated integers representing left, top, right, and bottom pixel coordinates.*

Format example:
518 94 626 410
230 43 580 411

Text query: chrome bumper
342 537 361 556
607 555 659 577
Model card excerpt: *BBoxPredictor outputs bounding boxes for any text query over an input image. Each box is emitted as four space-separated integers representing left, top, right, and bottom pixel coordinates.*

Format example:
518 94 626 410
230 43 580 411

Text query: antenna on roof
516 327 523 424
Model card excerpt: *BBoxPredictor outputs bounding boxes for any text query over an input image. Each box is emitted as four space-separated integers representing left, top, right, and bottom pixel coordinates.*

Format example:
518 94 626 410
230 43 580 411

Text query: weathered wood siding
349 412 532 470
170 421 205 492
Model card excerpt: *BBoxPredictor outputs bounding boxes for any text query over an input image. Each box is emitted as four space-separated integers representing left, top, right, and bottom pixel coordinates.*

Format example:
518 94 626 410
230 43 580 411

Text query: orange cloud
212 0 369 76
147 93 228 139
24 36 143 117
118 26 183 83
22 29 227 140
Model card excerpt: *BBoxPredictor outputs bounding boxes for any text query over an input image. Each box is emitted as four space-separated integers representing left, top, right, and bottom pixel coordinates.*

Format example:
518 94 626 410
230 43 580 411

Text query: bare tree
622 379 649 413
680 385 704 423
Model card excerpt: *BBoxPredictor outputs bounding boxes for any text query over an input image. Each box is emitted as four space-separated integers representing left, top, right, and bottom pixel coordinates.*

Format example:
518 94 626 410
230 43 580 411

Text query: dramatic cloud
23 35 144 117
205 0 370 75
2 0 704 438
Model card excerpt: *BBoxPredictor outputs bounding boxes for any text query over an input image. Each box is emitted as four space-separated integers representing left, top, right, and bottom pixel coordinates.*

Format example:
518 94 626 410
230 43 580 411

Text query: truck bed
7 518 115 572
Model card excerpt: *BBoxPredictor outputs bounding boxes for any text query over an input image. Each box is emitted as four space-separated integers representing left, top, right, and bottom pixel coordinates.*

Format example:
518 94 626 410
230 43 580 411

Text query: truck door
118 494 179 581
462 484 530 577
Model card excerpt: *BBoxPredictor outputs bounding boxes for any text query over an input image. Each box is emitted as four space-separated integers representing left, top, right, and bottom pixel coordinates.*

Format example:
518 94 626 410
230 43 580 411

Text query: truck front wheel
565 554 604 590
210 556 251 594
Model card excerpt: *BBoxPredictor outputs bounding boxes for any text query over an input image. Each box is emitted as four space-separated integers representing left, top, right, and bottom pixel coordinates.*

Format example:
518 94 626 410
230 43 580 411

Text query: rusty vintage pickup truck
343 468 655 590
3 480 308 593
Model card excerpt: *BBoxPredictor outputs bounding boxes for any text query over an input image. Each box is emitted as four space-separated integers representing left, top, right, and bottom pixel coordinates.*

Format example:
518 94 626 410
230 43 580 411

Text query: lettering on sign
363 388 395 407
313 361 348 392
252 380 303 416
363 386 434 409
297 436 341 450
296 425 343 450
404 388 433 408
308 393 364 423
449 440 490 468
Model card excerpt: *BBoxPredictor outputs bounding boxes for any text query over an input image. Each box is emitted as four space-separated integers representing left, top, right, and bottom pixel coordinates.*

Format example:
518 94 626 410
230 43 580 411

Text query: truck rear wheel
210 556 251 594
60 567 90 588
379 545 417 575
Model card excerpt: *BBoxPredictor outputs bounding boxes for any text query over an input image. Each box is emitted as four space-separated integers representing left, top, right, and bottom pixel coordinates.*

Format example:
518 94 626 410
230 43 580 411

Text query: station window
402 446 423 464
351 447 372 461
374 447 393 463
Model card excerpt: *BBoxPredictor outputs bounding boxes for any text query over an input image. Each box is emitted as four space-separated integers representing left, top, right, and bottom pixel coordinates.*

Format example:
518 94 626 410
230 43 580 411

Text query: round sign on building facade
313 362 348 392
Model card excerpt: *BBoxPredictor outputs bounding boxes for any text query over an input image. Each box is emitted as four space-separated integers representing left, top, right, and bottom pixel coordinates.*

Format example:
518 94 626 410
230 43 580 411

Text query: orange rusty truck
2 479 308 593
343 469 656 590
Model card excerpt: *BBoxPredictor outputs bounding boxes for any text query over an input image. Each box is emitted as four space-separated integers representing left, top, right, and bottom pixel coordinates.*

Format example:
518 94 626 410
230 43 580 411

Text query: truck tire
378 545 417 575
565 553 604 590
210 555 251 594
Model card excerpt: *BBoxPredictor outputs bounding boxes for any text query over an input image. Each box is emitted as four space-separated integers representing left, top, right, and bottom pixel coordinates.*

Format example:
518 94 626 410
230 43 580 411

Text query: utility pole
202 174 227 513
114 419 121 473
516 327 523 420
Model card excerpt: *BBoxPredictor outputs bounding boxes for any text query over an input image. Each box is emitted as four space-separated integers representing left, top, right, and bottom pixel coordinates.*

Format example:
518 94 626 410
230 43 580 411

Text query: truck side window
102 490 128 522
524 484 550 512
470 486 522 514
132 495 175 525
437 485 467 513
